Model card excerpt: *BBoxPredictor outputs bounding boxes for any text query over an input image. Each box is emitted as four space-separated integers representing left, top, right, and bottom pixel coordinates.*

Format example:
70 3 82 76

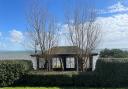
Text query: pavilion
31 46 98 71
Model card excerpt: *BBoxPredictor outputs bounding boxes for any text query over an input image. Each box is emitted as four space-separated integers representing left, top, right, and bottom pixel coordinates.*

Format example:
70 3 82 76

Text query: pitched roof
46 46 98 55
31 46 98 57
48 46 80 55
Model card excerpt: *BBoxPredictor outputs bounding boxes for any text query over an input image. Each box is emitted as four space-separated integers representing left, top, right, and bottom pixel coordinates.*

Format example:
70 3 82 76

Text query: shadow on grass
3 87 120 89
3 87 126 89
59 87 98 89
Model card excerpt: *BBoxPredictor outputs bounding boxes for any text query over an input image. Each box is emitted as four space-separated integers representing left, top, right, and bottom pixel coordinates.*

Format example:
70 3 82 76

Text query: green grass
28 70 79 75
0 87 127 89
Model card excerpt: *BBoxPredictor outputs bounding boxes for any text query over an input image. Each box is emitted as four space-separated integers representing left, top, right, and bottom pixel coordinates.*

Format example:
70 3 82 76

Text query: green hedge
1 59 127 87
73 72 99 87
15 59 128 87
16 73 73 86
95 59 128 87
0 60 33 87
16 72 98 87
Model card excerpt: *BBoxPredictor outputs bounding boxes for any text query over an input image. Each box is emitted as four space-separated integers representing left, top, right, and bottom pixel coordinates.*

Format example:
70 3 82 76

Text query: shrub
14 60 33 71
14 59 128 87
100 48 128 58
16 71 99 87
0 60 33 87
73 72 99 87
95 59 128 87
17 73 73 86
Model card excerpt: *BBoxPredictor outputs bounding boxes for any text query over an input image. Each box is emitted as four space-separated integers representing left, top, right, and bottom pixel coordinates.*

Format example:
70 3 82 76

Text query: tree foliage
100 48 128 58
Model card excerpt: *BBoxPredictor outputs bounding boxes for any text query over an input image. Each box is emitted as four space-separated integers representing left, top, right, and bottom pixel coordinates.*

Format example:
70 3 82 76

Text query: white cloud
57 13 128 48
96 14 128 48
10 29 24 43
100 2 128 14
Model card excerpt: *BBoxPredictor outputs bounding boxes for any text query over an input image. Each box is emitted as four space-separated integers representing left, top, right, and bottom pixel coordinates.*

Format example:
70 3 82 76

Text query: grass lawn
0 87 127 89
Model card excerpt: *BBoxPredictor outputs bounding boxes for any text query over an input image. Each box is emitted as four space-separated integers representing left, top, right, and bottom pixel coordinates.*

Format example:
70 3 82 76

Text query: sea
0 51 34 59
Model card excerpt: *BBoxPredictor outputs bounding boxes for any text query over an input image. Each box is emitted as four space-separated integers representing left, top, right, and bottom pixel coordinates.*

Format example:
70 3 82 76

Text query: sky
0 0 128 51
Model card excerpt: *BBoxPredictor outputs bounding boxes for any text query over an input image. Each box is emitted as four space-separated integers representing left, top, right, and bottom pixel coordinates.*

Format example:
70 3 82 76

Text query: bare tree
26 1 58 70
65 1 101 71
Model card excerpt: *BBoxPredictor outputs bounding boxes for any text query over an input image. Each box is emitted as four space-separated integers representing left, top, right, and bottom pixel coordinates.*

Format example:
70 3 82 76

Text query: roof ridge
52 46 78 48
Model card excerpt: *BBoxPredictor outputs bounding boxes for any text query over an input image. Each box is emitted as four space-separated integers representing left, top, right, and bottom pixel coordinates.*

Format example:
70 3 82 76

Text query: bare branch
65 1 101 71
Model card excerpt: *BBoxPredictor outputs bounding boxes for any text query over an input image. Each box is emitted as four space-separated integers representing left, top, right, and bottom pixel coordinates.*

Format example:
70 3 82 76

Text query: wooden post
48 59 51 71
60 57 64 71
51 58 53 71
76 57 79 71
89 56 93 71
37 57 39 70
62 57 66 71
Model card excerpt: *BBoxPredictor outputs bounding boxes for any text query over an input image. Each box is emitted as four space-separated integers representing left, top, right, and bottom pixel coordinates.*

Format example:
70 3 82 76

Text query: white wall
92 55 99 71
31 57 37 70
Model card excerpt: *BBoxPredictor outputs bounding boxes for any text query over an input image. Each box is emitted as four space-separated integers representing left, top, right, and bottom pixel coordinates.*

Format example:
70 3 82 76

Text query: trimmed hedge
19 74 73 86
0 60 33 87
16 59 128 87
95 59 128 87
16 72 98 87
73 72 99 87
2 59 128 87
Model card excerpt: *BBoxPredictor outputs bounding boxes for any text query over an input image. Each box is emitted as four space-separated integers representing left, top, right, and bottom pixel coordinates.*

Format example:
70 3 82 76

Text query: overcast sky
0 0 128 51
